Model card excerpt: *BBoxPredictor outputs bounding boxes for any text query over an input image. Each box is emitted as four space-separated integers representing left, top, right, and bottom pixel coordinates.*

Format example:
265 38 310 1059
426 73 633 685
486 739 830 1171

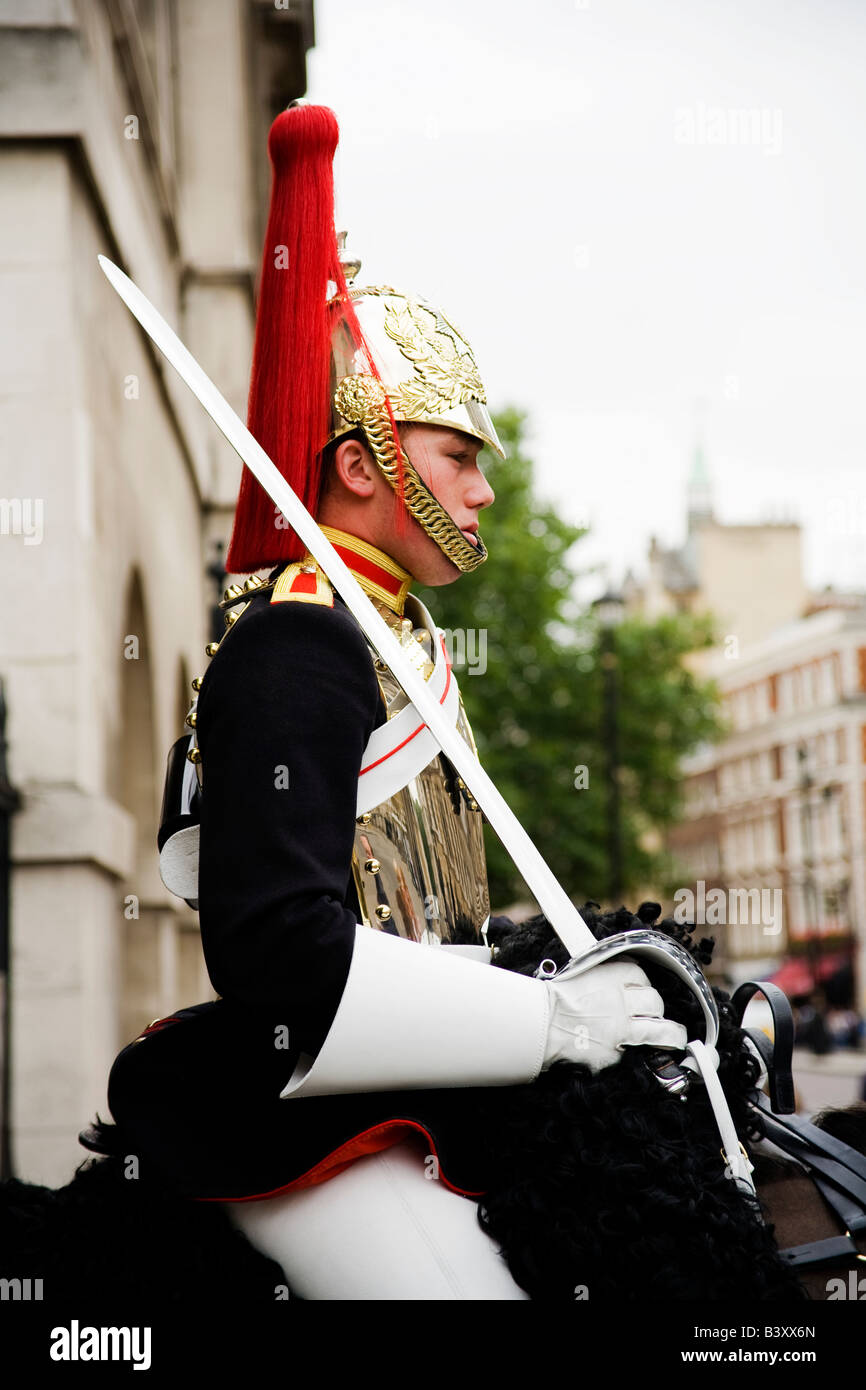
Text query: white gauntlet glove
280 926 692 1098
543 957 688 1073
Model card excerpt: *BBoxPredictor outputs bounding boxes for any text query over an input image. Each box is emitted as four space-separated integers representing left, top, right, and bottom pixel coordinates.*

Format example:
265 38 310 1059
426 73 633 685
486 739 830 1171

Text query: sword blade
97 254 595 958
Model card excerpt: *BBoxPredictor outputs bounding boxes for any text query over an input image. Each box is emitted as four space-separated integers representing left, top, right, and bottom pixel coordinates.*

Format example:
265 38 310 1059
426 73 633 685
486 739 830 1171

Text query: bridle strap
780 1233 865 1271
755 1098 866 1199
731 980 795 1113
685 1039 756 1194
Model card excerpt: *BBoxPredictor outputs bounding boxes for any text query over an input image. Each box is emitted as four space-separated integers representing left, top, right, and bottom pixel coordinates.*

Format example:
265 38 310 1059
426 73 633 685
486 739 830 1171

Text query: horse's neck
754 1153 854 1301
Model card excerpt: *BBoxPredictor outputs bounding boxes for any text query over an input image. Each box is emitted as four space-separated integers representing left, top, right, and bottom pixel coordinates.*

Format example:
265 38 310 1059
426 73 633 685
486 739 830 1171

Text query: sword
97 255 718 1048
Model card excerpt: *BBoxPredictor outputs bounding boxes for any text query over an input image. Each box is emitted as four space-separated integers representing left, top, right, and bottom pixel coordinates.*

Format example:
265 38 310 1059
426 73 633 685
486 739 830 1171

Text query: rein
733 980 866 1273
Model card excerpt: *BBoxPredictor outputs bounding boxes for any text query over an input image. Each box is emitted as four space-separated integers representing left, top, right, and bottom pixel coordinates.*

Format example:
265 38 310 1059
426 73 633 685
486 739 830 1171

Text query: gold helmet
327 274 503 574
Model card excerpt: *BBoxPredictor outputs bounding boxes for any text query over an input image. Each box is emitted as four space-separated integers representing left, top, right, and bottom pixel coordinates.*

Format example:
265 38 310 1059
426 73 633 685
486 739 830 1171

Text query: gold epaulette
270 561 334 607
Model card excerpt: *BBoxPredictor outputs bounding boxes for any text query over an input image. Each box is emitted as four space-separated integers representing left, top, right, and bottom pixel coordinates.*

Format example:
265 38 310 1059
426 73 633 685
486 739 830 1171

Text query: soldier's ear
332 434 378 497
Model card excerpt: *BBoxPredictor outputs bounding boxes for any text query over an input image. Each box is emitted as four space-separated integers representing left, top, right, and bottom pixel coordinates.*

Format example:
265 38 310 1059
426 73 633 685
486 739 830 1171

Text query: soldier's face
395 424 495 584
321 423 495 585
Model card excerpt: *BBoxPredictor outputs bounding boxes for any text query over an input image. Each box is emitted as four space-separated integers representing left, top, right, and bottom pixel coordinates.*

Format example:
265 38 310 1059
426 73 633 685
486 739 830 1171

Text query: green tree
415 408 722 910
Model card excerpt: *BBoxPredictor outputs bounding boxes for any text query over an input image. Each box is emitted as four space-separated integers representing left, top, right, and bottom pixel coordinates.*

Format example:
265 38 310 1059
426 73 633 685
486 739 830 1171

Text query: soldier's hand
542 957 687 1073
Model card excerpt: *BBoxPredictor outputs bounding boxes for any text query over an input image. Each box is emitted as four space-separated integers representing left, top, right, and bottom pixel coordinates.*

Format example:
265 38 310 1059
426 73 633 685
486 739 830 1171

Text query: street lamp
592 589 625 905
797 743 821 991
593 591 625 630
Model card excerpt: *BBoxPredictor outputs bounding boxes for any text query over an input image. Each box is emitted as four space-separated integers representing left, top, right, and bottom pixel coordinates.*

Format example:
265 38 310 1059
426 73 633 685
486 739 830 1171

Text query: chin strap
682 1039 757 1195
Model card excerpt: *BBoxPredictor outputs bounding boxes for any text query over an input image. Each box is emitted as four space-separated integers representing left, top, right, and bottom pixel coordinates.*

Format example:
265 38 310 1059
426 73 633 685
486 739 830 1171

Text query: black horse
2 904 864 1304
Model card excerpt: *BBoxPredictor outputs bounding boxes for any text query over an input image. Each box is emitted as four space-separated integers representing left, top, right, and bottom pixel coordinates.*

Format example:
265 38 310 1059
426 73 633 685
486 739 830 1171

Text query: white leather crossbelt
356 624 462 816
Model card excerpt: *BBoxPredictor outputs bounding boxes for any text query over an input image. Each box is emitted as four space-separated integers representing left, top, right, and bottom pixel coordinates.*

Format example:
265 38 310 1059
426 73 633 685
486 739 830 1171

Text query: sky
307 0 866 601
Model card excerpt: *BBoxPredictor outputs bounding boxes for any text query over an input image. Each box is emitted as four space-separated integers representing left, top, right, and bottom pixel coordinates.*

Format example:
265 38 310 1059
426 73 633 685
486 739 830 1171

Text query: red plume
226 107 335 572
226 104 403 573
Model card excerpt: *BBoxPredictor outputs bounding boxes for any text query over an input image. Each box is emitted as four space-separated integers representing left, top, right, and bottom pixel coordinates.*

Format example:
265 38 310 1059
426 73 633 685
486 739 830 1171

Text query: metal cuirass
351 594 489 946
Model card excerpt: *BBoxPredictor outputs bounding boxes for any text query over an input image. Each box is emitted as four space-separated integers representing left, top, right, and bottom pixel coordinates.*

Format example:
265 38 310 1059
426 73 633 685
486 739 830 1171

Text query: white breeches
225 1138 529 1301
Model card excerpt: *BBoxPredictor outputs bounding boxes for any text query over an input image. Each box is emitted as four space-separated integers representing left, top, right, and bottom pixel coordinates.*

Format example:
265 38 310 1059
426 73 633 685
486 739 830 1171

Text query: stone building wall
0 0 313 1183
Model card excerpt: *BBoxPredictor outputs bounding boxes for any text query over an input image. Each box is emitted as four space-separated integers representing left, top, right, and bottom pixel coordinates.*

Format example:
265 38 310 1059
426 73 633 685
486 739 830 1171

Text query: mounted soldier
101 102 756 1300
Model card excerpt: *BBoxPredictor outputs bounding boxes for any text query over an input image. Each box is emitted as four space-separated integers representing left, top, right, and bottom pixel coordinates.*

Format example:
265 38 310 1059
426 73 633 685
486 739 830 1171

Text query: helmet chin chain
536 929 757 1197
331 373 488 576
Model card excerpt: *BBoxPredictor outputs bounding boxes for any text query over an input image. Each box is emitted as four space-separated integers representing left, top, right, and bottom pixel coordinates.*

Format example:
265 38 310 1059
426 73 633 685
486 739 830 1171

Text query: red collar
316 528 413 617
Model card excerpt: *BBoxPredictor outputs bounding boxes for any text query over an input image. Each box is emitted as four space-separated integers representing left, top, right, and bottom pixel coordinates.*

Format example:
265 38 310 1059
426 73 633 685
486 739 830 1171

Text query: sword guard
551 929 719 1051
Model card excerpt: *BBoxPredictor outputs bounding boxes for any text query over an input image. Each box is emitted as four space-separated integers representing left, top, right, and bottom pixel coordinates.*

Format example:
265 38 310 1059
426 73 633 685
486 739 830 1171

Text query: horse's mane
7 901 861 1303
810 1102 866 1156
476 902 808 1301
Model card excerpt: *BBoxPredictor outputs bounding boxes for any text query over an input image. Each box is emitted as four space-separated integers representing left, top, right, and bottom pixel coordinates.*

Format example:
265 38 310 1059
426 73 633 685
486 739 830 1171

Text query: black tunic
196 584 385 1056
107 578 501 1200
